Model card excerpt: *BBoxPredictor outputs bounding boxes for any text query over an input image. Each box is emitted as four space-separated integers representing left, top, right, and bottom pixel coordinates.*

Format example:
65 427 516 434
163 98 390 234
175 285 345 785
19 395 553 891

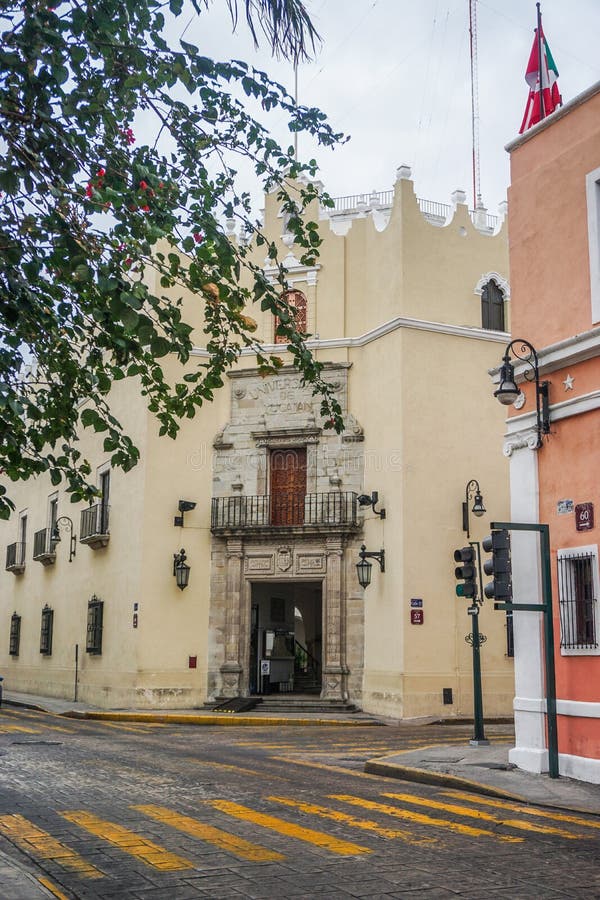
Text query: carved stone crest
276 546 293 572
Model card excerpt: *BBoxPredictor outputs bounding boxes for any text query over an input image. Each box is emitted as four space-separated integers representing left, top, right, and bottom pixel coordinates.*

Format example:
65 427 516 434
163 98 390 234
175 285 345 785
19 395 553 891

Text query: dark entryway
249 582 322 695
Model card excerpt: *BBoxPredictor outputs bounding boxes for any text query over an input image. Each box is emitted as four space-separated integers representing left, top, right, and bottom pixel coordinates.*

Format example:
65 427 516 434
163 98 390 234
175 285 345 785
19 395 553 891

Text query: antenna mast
469 0 481 209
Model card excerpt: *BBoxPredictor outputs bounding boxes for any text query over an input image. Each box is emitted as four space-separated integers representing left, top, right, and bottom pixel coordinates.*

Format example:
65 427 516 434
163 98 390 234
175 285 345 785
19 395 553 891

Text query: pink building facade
498 81 600 782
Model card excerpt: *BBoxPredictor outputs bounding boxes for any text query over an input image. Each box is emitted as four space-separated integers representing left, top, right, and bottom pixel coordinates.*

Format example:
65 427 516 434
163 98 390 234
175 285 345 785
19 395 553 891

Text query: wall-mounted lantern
494 339 550 448
173 548 190 590
356 544 385 589
52 516 77 562
462 479 486 540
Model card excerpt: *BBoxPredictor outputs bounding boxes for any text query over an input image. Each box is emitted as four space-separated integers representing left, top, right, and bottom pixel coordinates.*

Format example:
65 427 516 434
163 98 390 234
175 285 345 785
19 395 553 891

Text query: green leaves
0 0 345 519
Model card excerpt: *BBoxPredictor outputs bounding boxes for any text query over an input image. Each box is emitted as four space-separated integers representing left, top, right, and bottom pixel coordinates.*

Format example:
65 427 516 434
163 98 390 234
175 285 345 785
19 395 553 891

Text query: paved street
0 708 599 899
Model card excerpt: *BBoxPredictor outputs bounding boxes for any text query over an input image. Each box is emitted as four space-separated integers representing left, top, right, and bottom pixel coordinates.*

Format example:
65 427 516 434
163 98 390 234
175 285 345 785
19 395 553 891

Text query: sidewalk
1 689 380 726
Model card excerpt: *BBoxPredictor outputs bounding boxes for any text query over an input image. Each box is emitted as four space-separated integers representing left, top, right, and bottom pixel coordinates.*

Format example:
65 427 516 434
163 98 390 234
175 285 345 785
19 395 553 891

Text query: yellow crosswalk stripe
271 756 378 780
60 811 195 870
330 795 523 843
0 814 103 879
442 790 600 830
133 804 284 861
194 760 287 780
208 800 371 856
0 725 39 734
382 791 584 840
0 711 74 733
267 796 438 846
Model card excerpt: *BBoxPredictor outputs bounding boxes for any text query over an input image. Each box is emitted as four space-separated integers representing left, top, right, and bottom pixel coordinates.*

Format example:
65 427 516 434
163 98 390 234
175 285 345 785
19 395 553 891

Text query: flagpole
536 2 545 120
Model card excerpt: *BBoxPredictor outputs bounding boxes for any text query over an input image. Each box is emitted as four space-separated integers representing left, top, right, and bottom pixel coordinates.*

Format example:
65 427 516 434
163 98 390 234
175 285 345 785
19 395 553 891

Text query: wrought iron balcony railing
80 503 110 548
211 492 359 531
33 528 57 565
5 541 26 574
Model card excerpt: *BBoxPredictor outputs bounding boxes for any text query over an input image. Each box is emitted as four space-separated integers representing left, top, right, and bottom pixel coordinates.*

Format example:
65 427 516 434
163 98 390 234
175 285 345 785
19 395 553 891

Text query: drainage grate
11 740 62 746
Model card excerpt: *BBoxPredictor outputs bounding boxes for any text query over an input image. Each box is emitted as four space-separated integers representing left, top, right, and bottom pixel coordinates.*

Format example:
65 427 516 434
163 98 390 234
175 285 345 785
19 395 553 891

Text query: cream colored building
0 167 514 718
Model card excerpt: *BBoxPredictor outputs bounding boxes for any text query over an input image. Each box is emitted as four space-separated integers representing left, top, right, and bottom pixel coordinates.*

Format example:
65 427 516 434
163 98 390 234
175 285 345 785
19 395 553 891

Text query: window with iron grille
86 596 103 655
9 613 21 656
557 546 599 654
40 605 53 655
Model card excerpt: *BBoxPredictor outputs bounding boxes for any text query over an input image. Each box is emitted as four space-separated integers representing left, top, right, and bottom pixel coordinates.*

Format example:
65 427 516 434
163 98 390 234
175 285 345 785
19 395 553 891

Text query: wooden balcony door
270 447 307 525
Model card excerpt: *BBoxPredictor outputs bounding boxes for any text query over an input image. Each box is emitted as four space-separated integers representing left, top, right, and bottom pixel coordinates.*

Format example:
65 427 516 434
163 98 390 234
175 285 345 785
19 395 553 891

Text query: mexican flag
519 26 562 133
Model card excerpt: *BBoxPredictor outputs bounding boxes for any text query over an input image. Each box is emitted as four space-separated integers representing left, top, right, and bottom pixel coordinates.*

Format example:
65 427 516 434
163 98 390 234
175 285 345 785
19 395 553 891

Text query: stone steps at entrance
255 694 360 713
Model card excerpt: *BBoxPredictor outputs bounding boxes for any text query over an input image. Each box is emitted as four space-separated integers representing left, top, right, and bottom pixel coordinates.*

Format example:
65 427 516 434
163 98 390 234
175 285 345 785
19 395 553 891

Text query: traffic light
482 530 512 604
454 546 478 600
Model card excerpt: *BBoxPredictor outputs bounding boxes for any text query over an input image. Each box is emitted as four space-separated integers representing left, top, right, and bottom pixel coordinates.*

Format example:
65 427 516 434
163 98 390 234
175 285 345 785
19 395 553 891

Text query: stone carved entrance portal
249 581 322 695
209 364 365 705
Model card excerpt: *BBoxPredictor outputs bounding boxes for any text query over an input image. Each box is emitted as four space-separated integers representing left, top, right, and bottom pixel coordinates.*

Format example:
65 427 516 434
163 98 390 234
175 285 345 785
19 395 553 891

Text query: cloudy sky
181 0 600 215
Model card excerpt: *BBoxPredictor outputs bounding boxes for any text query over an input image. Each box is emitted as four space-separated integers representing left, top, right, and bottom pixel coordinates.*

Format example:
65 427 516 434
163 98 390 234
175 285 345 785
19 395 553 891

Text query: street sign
410 598 423 608
410 610 424 625
576 502 594 531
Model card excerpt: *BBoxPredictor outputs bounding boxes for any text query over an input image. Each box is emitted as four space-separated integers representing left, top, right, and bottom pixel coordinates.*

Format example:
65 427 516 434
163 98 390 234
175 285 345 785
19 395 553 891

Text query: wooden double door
269 447 306 526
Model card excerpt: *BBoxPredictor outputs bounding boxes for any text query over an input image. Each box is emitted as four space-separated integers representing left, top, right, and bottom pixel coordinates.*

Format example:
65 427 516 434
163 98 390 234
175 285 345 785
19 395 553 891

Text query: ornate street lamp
494 339 550 448
51 516 77 562
462 479 486 540
356 544 385 589
173 548 190 590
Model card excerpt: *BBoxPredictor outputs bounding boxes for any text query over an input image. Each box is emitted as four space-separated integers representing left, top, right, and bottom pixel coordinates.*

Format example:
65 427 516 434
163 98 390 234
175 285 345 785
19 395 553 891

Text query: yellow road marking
382 791 583 840
91 721 157 734
268 796 438 846
37 876 70 899
194 760 286 780
0 725 40 734
133 804 284 861
0 814 103 878
330 795 523 843
208 800 370 856
271 756 379 780
60 811 194 870
0 711 75 733
442 790 600 830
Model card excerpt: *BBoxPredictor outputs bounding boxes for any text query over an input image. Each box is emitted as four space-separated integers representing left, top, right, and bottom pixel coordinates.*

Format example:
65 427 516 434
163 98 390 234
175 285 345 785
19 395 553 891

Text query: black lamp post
462 479 486 540
494 339 550 448
173 548 190 590
52 516 77 562
356 544 385 589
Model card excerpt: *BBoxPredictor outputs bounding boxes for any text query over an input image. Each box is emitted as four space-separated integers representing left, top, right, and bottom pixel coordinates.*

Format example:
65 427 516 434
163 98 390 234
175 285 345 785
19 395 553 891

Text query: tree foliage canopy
0 0 344 518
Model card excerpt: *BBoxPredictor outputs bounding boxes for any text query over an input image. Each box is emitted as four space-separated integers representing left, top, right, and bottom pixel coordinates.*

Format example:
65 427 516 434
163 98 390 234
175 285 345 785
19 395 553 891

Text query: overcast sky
180 0 600 215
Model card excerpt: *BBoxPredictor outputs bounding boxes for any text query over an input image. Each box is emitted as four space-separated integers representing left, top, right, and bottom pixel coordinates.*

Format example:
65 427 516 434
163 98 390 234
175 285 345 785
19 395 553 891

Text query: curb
364 760 600 817
64 711 382 727
364 760 526 801
1 698 48 712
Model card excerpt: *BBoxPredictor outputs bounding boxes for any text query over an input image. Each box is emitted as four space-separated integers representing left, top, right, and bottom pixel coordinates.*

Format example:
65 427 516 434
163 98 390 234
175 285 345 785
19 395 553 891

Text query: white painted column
504 429 548 773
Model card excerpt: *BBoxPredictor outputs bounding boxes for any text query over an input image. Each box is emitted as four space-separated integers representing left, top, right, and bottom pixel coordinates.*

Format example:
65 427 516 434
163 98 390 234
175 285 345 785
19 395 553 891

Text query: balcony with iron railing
5 542 26 574
80 503 110 549
211 491 360 534
33 528 57 566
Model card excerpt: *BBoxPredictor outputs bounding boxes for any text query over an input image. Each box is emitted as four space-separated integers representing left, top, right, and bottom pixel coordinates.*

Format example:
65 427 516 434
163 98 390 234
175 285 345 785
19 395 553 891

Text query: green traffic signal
453 546 478 600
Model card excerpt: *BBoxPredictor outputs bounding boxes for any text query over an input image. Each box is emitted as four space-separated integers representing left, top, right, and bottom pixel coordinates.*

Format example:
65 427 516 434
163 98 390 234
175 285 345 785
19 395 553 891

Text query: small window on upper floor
274 289 307 344
481 279 505 331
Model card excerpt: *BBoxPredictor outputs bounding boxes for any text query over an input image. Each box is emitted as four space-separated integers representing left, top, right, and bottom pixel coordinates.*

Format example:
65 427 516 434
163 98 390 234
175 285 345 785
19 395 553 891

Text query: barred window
40 605 54 656
86 595 103 655
9 613 21 656
557 547 599 654
481 280 505 331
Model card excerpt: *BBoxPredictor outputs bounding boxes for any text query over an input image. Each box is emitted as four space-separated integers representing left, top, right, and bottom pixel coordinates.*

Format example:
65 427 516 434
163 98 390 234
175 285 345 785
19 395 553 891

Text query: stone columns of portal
321 536 349 700
220 538 244 697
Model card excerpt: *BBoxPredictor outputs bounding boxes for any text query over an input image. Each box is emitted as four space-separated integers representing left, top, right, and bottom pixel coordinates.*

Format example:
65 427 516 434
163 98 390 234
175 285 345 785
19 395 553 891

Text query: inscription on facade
296 553 326 574
245 555 274 574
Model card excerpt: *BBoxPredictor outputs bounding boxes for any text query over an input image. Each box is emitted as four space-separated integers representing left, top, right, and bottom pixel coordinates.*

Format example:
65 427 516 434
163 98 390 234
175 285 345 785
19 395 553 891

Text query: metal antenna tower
469 0 481 209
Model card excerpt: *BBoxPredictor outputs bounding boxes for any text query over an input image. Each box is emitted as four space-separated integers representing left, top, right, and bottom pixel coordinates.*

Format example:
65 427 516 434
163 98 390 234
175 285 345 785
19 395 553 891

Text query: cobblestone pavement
0 708 599 899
